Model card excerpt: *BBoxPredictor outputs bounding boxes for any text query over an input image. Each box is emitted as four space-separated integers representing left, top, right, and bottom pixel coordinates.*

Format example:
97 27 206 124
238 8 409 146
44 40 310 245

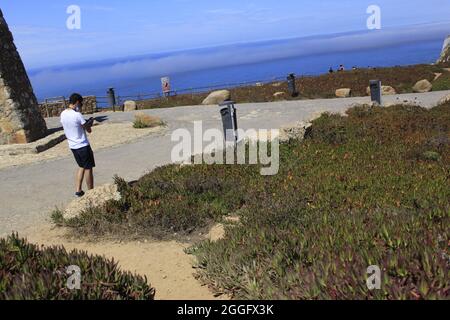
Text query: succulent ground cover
433 70 450 92
54 102 449 299
0 234 155 300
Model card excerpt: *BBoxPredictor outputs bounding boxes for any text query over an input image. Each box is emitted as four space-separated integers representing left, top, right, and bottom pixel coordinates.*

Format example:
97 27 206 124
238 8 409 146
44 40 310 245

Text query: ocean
28 38 443 103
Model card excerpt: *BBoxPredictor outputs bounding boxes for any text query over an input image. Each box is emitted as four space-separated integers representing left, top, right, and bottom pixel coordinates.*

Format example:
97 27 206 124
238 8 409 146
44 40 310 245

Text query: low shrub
433 71 450 91
191 103 449 299
55 103 450 299
133 113 163 129
53 167 252 239
0 234 155 300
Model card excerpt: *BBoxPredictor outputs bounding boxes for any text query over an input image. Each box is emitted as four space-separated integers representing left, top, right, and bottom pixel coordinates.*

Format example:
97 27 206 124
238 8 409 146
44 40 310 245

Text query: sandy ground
25 224 225 300
0 122 164 170
38 181 228 300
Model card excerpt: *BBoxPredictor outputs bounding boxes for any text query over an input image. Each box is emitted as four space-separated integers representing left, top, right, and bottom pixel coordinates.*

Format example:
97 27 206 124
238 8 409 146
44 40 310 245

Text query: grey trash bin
287 73 298 97
369 80 382 105
107 87 116 108
219 100 238 146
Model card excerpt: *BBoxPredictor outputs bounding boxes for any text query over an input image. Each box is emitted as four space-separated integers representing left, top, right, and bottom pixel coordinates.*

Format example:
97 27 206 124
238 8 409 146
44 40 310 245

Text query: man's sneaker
75 191 85 198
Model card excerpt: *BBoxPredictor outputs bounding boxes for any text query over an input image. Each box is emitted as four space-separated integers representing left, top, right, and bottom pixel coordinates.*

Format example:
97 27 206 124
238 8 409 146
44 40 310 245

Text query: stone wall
0 9 48 145
40 96 97 118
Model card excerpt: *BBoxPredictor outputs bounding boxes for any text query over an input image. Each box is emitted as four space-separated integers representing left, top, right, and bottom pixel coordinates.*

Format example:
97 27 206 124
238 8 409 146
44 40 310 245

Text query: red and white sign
161 77 171 94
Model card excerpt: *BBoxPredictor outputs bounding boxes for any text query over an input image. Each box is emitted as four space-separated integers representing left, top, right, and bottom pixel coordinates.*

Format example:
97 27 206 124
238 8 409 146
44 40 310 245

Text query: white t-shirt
60 109 90 150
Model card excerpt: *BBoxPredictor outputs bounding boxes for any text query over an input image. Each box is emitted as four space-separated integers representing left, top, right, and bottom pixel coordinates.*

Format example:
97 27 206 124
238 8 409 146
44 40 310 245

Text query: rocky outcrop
202 90 231 105
413 79 433 93
335 88 352 98
279 121 313 144
437 93 450 105
124 100 137 112
63 184 122 219
437 35 450 65
0 9 47 145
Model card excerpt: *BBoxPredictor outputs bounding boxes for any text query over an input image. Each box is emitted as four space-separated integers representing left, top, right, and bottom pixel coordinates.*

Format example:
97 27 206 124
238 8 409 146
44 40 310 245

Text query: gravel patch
0 122 164 170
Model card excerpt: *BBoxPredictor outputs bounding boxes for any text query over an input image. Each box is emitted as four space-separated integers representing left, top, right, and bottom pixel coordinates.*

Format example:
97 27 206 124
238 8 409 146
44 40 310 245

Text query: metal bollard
287 73 298 97
107 87 116 109
219 100 238 147
369 80 382 105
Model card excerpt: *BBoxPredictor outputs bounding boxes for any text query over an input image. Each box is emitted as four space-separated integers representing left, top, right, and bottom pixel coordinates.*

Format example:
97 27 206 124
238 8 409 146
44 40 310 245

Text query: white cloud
29 22 449 97
81 5 116 12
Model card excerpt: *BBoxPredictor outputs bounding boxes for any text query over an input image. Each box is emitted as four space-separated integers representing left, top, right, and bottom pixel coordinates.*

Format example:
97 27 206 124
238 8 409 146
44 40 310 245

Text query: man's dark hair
69 93 83 105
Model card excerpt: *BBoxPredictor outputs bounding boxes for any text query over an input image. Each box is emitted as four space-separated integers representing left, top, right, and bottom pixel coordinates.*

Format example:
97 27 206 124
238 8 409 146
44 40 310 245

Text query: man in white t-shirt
60 93 95 197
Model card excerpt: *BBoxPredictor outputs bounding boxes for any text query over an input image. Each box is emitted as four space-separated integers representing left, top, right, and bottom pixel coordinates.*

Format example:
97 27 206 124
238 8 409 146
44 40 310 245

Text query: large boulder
279 121 312 144
437 35 450 64
202 90 231 105
63 184 122 219
273 92 286 99
124 100 137 112
382 86 397 95
366 85 397 96
413 79 433 93
335 88 352 98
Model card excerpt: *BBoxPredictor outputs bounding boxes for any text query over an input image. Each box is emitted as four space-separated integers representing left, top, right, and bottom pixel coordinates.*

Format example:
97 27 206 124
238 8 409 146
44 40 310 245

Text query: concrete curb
0 131 66 156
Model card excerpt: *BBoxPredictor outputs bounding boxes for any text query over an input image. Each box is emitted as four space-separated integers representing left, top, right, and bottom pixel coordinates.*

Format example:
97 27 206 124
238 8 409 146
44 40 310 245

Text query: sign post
161 77 171 97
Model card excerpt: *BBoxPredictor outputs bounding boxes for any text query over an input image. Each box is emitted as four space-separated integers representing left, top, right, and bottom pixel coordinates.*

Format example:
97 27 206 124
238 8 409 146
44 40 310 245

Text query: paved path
1 91 448 237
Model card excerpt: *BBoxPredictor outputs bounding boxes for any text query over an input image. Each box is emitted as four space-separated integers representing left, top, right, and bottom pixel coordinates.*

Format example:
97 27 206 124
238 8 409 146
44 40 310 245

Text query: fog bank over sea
28 23 449 100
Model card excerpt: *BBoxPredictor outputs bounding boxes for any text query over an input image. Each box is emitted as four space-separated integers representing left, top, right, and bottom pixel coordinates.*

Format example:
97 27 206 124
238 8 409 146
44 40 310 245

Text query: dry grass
133 113 163 129
133 64 447 109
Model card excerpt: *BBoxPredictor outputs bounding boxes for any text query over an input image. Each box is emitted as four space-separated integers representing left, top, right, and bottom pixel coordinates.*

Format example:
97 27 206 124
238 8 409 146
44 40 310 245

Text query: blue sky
1 0 449 69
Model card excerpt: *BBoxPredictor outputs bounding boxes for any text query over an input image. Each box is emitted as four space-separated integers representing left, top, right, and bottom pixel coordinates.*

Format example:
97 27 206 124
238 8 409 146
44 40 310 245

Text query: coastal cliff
437 35 450 64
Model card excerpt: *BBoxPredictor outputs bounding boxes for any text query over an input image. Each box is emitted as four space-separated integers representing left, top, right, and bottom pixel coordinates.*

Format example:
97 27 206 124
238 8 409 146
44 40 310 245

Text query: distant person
328 67 334 74
60 93 95 198
338 64 345 72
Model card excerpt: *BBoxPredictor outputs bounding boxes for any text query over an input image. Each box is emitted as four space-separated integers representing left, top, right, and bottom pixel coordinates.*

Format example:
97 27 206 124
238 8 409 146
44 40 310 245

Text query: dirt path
25 224 222 300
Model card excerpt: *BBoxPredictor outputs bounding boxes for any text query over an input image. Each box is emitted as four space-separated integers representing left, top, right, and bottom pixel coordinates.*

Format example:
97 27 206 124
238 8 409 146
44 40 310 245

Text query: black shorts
71 145 96 169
